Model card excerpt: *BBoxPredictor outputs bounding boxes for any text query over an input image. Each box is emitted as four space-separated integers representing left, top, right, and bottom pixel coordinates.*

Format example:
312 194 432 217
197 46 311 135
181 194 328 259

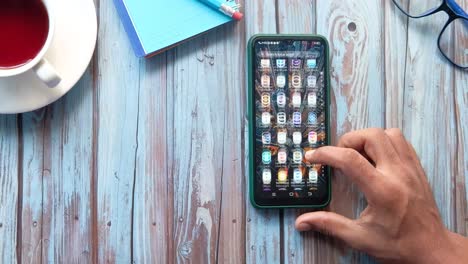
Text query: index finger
306 146 384 202
338 128 400 167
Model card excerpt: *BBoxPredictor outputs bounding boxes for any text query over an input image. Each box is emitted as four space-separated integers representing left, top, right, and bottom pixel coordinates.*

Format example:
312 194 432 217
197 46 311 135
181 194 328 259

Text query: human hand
295 128 468 264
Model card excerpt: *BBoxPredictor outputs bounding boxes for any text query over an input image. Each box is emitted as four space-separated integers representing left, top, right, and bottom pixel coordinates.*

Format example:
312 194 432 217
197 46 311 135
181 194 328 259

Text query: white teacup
0 0 61 88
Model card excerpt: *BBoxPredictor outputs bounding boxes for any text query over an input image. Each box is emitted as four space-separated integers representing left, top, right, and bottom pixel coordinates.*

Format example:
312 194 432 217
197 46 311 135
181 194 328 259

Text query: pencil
198 0 243 21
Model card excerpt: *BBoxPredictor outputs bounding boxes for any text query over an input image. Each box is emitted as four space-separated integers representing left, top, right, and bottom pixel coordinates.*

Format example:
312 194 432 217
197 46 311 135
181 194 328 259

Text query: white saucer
0 0 97 114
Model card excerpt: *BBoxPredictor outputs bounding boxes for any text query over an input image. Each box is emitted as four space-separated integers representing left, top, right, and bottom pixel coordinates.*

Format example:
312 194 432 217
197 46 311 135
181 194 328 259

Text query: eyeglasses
392 0 468 69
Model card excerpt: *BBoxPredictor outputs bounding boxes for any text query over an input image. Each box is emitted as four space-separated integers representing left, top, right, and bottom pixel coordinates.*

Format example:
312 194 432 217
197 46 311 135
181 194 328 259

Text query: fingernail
305 150 315 160
296 223 312 231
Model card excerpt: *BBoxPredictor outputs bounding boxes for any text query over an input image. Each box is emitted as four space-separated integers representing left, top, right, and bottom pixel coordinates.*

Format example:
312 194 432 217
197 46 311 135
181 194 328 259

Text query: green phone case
247 34 332 209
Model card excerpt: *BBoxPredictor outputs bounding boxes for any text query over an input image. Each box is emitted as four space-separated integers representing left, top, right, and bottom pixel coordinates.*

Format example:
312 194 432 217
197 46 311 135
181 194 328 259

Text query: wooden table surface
1 0 467 263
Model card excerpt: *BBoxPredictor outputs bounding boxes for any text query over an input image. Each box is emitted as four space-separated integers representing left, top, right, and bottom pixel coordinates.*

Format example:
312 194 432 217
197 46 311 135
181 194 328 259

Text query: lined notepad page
122 0 233 56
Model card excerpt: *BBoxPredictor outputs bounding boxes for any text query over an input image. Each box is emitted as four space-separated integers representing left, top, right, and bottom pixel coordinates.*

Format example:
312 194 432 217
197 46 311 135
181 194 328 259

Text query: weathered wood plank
169 29 233 264
17 0 97 262
0 115 19 264
454 70 468 235
216 3 247 261
20 110 46 264
244 1 281 263
383 0 408 128
316 0 386 263
96 0 140 261
170 38 216 263
454 70 467 235
453 0 468 236
132 55 172 263
275 1 315 264
245 0 277 35
402 5 457 231
165 49 177 262
283 209 304 264
277 0 315 34
39 65 95 264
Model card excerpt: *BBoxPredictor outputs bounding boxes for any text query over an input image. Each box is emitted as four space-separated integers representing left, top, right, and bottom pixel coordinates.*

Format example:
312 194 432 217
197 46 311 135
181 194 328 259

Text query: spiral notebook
114 0 236 57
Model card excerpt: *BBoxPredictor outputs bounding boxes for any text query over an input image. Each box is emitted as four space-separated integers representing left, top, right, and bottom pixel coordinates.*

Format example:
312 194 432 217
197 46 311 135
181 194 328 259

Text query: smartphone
248 35 331 208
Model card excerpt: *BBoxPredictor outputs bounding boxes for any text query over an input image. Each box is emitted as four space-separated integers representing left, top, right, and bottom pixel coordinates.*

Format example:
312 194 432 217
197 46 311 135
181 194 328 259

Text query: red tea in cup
0 0 50 69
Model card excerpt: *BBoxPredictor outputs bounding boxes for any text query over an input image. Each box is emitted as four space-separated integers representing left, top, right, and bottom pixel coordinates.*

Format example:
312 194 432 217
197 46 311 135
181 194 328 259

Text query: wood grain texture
18 66 95 264
132 55 172 263
170 35 222 264
454 67 468 235
17 11 97 264
0 1 467 264
277 0 315 34
383 0 408 128
169 23 246 262
453 0 468 236
40 66 95 264
96 0 140 262
244 1 281 263
316 0 385 263
0 115 18 264
402 5 458 231
20 110 46 264
215 4 247 262
165 49 177 263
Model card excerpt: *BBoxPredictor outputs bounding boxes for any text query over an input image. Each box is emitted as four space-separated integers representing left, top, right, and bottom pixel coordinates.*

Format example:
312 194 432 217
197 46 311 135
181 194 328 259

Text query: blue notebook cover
114 0 234 57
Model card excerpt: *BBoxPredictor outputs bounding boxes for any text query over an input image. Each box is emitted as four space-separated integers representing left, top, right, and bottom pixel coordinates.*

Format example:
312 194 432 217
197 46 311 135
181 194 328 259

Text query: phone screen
251 37 330 207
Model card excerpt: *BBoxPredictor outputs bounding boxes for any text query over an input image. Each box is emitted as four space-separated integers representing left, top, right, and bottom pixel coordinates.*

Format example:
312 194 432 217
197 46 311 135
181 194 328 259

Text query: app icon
261 93 270 108
293 168 303 183
277 112 287 125
293 150 302 163
308 112 317 124
292 92 301 108
291 59 302 68
292 131 302 145
292 73 302 88
260 59 270 68
307 75 317 88
276 59 286 68
277 92 286 108
277 130 287 144
276 75 286 88
262 150 271 164
293 112 301 125
262 169 272 184
307 59 317 69
262 132 271 144
309 168 318 183
278 169 288 183
262 112 271 125
278 149 287 164
308 92 317 107
261 75 270 88
308 131 317 144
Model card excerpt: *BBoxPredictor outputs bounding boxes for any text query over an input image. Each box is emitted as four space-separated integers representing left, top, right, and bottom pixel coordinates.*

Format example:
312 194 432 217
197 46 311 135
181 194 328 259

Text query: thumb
296 212 368 250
